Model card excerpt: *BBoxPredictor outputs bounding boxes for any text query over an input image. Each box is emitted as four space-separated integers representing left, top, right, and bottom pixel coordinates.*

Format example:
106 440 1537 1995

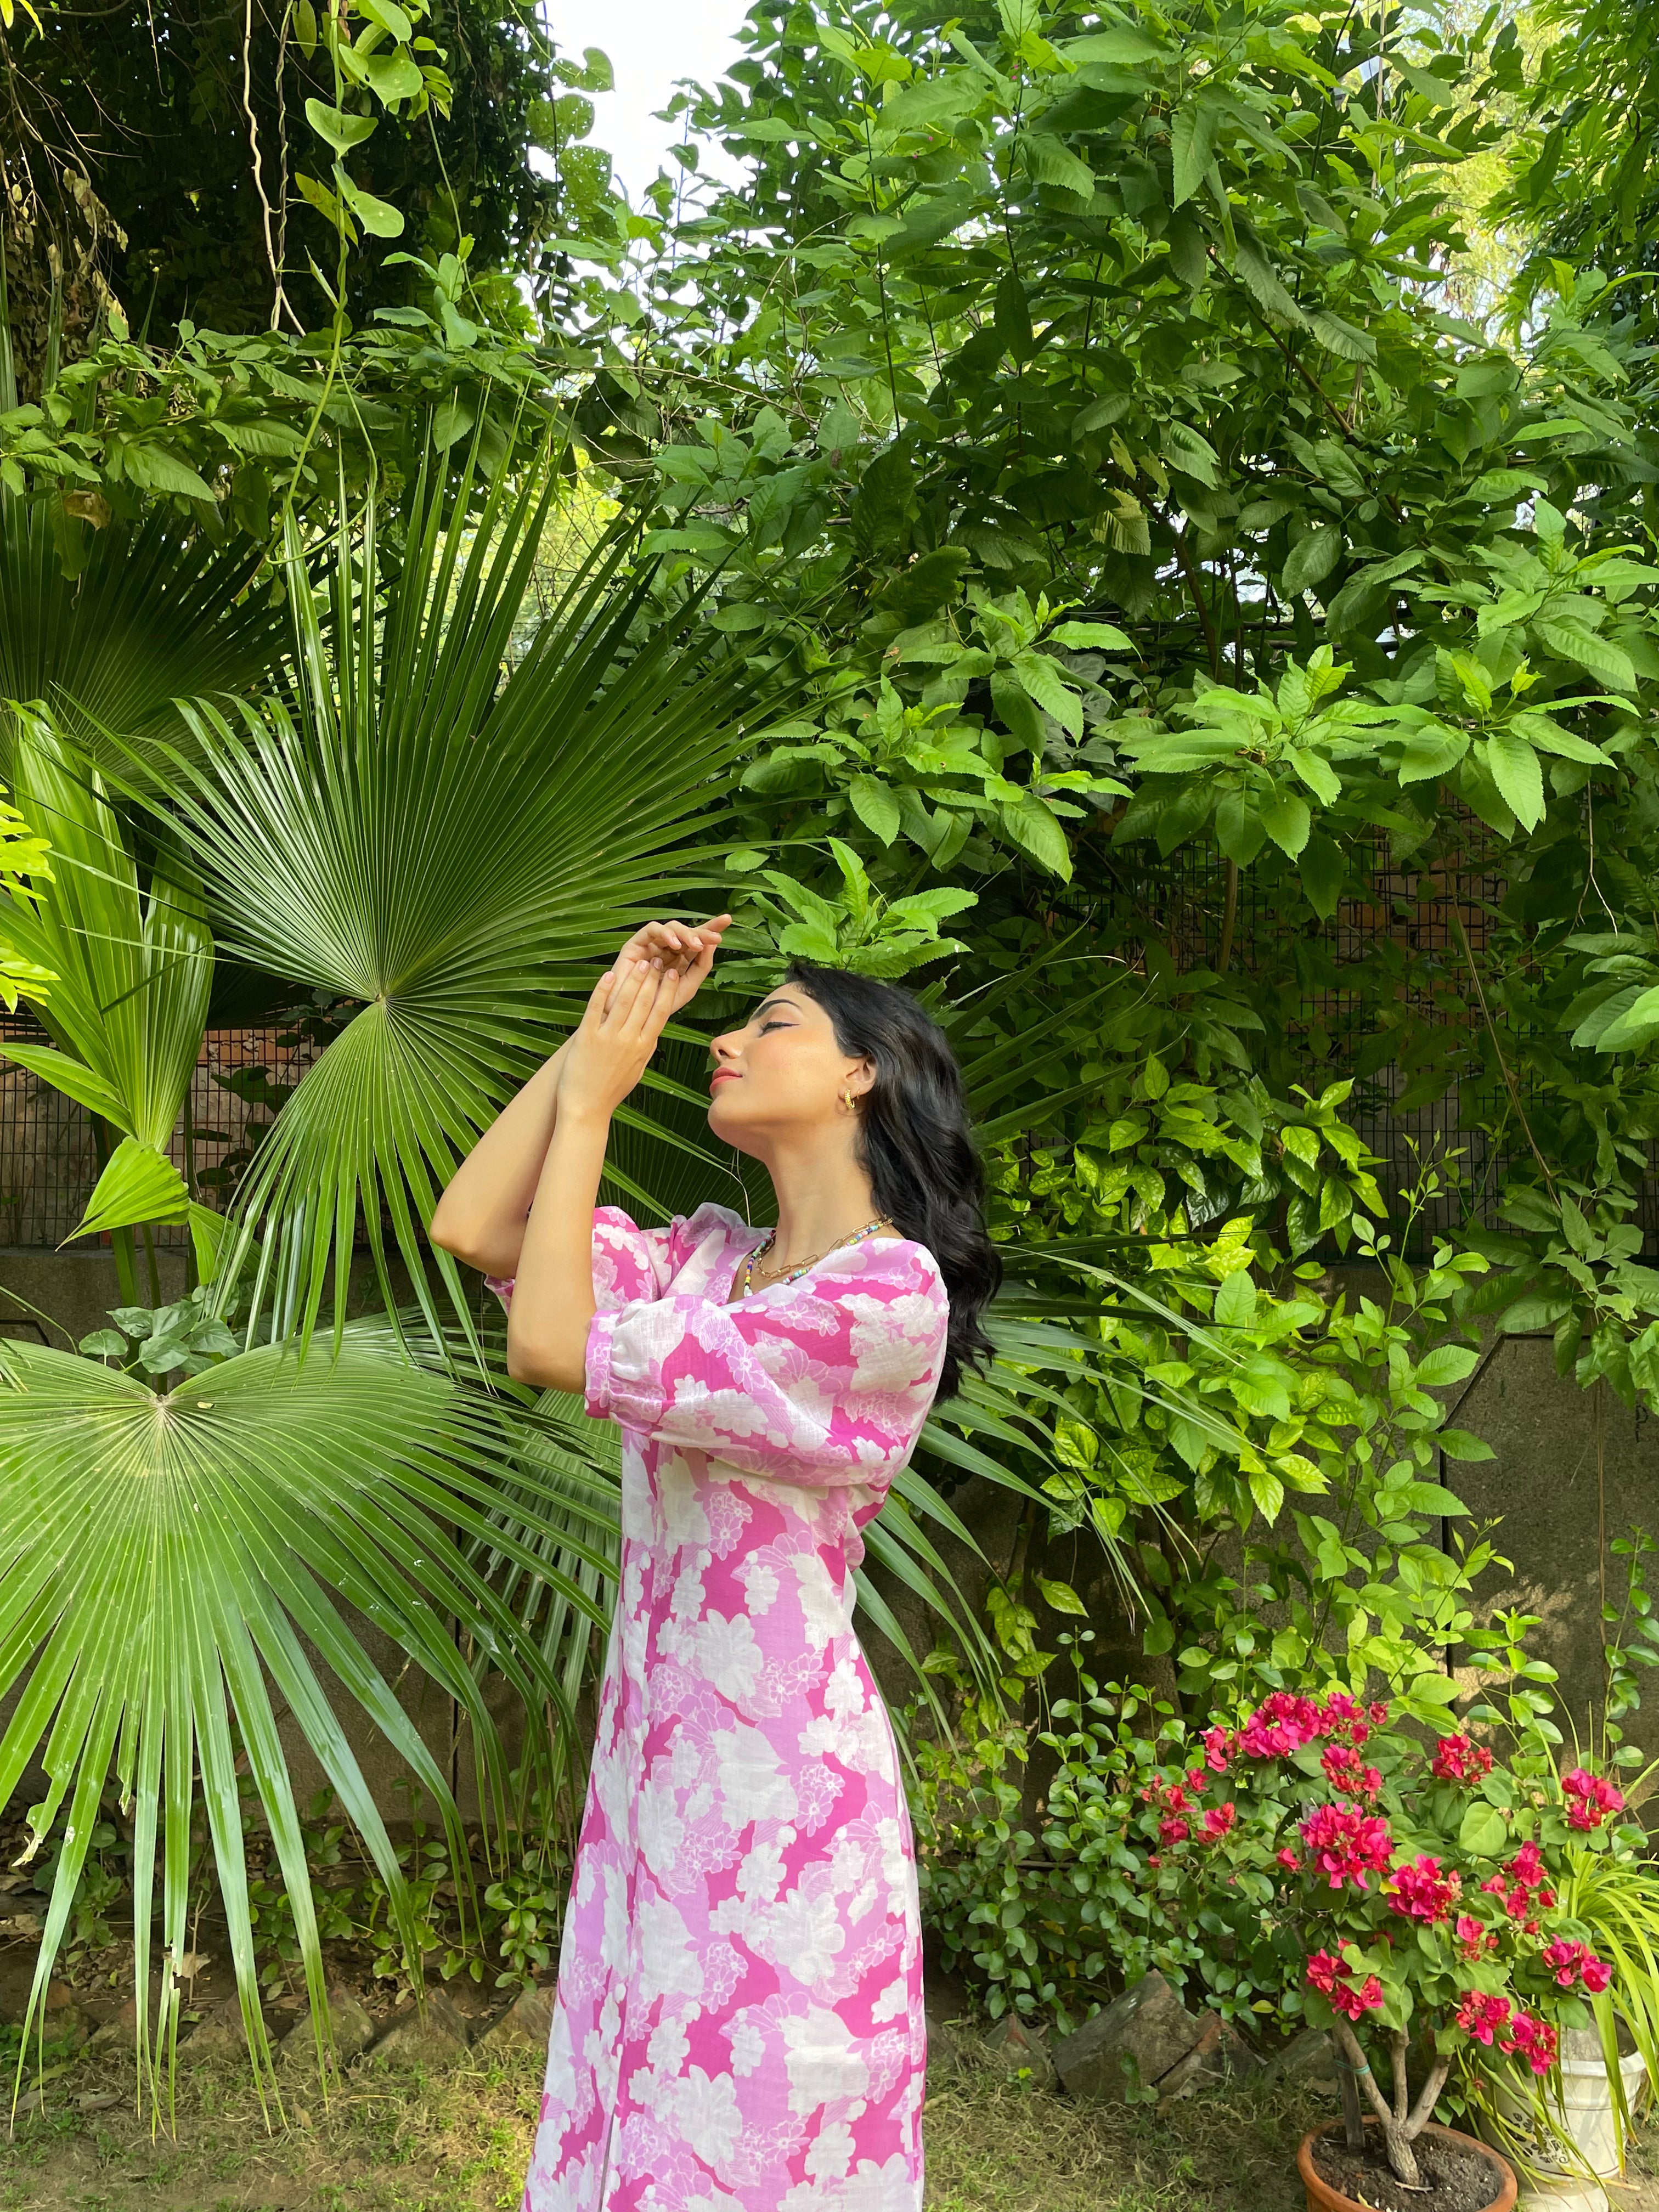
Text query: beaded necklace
735 1215 894 1299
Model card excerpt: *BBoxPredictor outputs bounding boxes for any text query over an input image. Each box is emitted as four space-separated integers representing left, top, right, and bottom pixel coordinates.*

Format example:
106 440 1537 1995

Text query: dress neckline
719 1225 909 1307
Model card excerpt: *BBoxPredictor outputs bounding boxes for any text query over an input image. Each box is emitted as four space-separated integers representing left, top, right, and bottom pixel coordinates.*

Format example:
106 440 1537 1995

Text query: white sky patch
540 0 754 203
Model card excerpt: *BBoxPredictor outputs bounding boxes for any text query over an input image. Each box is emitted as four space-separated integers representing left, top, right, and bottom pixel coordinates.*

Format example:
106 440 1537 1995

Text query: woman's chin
707 1099 758 1152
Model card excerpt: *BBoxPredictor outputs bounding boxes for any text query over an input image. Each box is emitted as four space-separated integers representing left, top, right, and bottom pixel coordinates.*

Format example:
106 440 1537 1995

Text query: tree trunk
1379 2118 1422 2188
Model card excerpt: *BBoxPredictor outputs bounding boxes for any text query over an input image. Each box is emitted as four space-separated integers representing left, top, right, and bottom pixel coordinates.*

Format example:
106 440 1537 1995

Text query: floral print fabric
487 1203 949 2212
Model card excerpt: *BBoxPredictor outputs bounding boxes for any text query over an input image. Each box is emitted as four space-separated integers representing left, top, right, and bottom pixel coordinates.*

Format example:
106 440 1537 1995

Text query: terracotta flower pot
1297 2117 1519 2212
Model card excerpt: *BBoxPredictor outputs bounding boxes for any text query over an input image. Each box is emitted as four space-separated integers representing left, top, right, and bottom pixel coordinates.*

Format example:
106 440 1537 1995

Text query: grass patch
0 2044 1347 2212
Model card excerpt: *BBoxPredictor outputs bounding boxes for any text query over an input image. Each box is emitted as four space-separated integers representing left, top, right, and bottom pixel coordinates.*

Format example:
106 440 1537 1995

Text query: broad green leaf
1438 1429 1497 1462
1011 649 1084 738
1415 1343 1479 1387
1260 789 1311 858
1596 986 1659 1053
304 98 378 155
1283 528 1341 596
1215 789 1266 866
1459 1802 1509 1857
1170 94 1220 208
1046 620 1134 652
1485 730 1545 831
115 445 216 503
1034 1575 1088 1615
363 50 424 103
997 794 1073 878
1299 833 1344 921
70 1138 190 1242
1214 1268 1257 1328
849 771 901 845
335 171 405 239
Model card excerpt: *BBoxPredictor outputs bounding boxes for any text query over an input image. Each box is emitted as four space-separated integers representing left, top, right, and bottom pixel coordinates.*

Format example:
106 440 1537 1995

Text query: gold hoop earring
840 1087 856 1112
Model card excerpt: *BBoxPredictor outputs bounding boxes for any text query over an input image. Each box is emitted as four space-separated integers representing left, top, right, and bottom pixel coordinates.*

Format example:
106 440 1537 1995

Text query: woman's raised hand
558 953 684 1121
605 915 731 1014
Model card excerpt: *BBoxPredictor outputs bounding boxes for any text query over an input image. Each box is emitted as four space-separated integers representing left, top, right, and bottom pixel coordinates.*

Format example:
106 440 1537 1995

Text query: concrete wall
1451 1336 1659 1767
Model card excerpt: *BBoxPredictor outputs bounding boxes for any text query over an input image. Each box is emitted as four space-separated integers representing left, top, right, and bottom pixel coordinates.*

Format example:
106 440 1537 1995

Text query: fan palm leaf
0 1321 613 2106
146 450 777 1347
0 499 287 783
0 714 219 1271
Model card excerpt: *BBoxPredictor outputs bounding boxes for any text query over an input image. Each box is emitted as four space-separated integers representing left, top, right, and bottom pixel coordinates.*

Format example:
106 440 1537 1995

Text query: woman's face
706 988 871 1152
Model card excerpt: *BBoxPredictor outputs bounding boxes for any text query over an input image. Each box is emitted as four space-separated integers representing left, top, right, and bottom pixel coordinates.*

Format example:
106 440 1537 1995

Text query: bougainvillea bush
1128 1692 1626 2187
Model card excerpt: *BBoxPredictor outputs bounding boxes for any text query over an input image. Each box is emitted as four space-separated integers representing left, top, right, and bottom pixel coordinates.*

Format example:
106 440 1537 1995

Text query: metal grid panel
0 1015 321 1250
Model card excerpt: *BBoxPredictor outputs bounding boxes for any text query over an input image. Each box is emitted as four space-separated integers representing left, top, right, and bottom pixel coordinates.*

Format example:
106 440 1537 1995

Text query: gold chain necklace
736 1215 894 1299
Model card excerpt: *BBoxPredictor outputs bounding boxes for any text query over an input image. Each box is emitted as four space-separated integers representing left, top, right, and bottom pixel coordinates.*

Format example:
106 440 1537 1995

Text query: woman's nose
710 1032 740 1063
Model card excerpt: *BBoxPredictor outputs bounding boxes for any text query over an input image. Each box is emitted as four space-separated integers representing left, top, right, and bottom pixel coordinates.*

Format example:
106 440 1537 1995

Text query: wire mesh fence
0 1015 320 1250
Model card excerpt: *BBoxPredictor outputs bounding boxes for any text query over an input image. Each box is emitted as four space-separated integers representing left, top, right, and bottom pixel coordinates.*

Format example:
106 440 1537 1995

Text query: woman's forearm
430 1038 573 1277
504 1103 609 1390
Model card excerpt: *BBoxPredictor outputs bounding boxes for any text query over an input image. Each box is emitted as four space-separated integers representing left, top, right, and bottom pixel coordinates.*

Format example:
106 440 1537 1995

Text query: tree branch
1331 2018 1394 2129
1407 2052 1452 2136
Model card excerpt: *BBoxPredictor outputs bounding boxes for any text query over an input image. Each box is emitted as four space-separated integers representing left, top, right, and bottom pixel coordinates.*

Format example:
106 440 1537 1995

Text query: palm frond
0 1321 615 2106
0 715 214 1244
0 499 286 784
145 451 782 1345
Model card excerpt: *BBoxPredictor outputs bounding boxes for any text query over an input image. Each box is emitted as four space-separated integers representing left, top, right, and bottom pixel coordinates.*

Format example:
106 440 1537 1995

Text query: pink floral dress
488 1202 949 2212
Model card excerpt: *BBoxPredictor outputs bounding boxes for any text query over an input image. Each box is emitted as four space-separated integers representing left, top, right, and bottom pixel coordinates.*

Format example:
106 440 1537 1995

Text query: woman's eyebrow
755 997 803 1016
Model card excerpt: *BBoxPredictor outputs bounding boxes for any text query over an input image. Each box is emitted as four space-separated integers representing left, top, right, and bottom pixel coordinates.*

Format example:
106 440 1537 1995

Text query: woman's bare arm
505 956 682 1389
431 915 731 1284
430 1041 572 1279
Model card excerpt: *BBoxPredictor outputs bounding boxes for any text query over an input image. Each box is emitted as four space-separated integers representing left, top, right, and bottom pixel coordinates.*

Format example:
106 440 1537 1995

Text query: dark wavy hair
783 961 1000 1401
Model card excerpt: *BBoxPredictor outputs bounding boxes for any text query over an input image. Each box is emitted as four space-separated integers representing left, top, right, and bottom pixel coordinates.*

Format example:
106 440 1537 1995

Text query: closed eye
759 1018 793 1034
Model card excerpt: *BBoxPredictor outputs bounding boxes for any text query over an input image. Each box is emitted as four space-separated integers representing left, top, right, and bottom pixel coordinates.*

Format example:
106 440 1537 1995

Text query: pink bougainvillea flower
1502 2012 1560 2076
1202 1726 1234 1773
1200 1803 1237 1844
1278 1846 1302 1870
1387 1853 1462 1925
1300 1803 1395 1891
1368 1701 1391 1726
1321 1743 1383 1799
1508 1842 1549 1893
1457 1991 1513 2046
1306 1949 1342 1995
1454 1915 1497 1961
1561 1769 1624 1831
1541 1939 1613 1993
1431 1733 1496 1784
1305 1951 1384 2019
1159 1814 1190 1844
1318 1692 1369 1745
1332 1973 1385 2021
1239 1692 1327 1761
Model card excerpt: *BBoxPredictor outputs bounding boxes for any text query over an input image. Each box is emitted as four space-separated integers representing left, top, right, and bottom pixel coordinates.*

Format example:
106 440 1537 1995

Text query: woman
431 914 999 2212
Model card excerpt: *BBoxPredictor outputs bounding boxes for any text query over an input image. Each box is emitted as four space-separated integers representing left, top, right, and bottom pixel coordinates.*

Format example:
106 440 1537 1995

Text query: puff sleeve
583 1237 948 1491
485 1202 746 1315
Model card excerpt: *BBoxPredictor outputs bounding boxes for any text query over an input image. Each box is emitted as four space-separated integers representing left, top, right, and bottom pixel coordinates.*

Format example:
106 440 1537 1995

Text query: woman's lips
709 1070 740 1090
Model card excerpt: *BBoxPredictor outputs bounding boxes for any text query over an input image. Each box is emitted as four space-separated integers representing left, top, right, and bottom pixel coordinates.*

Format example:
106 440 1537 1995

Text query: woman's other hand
605 915 731 1014
559 956 682 1121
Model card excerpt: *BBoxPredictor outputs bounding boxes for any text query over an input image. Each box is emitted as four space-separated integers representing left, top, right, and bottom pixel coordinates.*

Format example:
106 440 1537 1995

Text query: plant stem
1339 2055 1365 2151
1218 859 1239 972
1330 2018 1424 2187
